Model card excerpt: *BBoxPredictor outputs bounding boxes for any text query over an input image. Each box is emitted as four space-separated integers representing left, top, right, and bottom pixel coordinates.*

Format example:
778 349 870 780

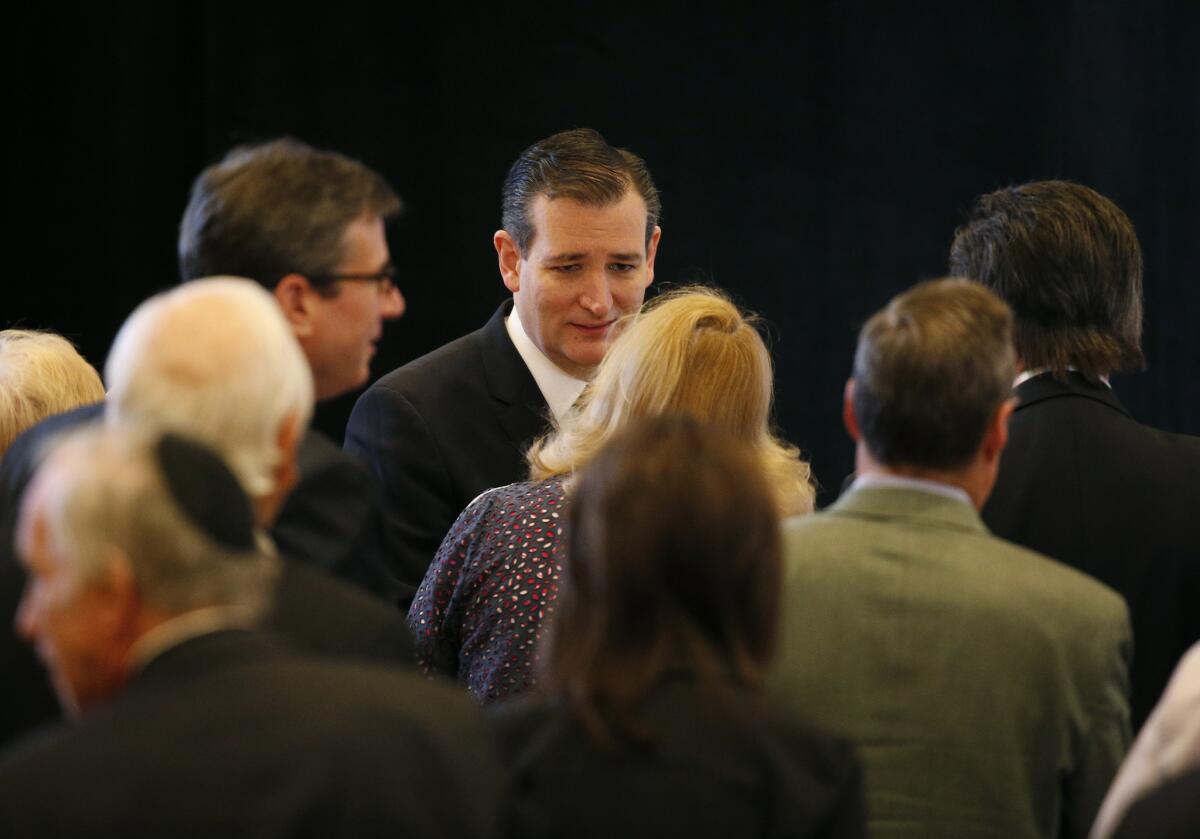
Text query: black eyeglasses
306 265 398 294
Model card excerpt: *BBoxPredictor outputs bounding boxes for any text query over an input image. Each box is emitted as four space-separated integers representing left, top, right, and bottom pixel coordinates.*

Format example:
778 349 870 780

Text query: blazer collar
132 628 288 692
478 299 552 446
828 485 989 536
1013 370 1131 418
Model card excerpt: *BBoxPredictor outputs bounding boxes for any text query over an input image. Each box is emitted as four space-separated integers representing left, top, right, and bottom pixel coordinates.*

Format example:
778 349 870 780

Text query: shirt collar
506 303 589 422
128 605 259 674
1014 367 1111 388
850 472 973 508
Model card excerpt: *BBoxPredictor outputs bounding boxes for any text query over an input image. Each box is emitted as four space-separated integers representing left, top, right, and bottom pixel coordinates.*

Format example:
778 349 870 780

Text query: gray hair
105 277 314 498
26 426 278 616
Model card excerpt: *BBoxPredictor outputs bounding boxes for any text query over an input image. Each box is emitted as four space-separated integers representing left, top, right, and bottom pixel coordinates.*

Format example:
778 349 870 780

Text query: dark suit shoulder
488 683 865 839
371 323 490 397
0 632 500 839
271 562 415 665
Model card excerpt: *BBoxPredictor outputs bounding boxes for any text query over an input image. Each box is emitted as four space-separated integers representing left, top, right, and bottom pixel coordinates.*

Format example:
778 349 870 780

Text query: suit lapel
477 300 552 447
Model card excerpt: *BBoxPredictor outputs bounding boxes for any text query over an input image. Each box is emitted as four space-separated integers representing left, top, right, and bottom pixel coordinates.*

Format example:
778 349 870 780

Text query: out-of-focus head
0 330 105 458
104 277 313 520
543 416 782 745
14 427 276 719
529 286 814 516
178 138 405 399
850 278 1015 472
948 179 1144 380
494 128 663 379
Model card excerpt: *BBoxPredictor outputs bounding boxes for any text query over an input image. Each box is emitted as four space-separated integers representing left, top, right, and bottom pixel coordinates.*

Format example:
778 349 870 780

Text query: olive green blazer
768 486 1132 839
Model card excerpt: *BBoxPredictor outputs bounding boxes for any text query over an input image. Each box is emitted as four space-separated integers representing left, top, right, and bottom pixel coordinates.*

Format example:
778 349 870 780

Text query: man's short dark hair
178 138 401 291
501 128 660 255
853 278 1015 471
948 179 1144 381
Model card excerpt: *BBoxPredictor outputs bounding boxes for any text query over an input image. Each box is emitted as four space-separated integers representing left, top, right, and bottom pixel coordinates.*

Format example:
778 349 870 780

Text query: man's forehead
528 191 649 250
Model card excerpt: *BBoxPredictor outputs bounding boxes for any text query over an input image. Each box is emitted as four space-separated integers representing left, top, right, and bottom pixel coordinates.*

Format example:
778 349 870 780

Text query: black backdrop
10 2 1198 503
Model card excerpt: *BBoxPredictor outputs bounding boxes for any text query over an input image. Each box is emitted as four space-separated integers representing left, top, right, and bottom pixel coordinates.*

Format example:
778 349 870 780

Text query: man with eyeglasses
172 138 407 600
179 138 406 402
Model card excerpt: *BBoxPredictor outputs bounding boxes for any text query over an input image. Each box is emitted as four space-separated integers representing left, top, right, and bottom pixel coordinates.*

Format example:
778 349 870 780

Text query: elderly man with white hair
0 426 500 837
1 278 414 748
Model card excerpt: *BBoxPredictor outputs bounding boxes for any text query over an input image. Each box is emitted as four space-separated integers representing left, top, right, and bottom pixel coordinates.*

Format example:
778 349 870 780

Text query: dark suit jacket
982 372 1200 729
0 406 415 750
490 677 865 839
0 630 500 838
276 428 407 603
345 300 550 599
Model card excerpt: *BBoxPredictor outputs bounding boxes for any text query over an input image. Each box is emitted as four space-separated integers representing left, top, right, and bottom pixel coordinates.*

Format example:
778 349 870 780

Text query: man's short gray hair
28 427 278 616
105 277 314 499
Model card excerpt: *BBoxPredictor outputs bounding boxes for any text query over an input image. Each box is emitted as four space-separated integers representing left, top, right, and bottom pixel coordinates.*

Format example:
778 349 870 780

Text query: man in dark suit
0 279 415 749
770 279 1132 839
0 427 500 838
346 129 662 594
179 138 406 601
949 179 1200 729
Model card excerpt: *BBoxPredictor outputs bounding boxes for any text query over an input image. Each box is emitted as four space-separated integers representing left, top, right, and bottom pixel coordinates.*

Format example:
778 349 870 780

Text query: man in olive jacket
769 279 1131 839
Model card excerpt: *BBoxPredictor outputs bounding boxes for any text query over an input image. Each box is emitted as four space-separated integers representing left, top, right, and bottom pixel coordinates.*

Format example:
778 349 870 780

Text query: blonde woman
0 330 104 460
407 287 814 704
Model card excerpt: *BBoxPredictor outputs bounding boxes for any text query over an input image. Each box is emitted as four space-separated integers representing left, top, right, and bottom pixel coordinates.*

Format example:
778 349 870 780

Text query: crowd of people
0 129 1196 838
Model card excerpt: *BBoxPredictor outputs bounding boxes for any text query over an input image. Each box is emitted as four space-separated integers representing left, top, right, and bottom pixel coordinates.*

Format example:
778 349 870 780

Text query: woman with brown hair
491 416 864 838
407 286 815 703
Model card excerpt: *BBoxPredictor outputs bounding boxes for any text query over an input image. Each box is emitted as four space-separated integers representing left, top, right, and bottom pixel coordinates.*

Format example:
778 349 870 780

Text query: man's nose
579 272 613 317
381 285 405 319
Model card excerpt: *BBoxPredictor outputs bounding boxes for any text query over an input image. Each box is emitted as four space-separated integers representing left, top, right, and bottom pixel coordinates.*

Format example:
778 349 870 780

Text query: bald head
105 277 314 506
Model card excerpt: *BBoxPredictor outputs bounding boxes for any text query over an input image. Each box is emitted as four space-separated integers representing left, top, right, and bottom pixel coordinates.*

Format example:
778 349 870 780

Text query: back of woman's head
528 286 814 515
543 415 782 746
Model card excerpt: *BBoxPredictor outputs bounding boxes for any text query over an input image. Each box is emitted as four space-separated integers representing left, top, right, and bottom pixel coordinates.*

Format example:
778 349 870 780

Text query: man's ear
494 230 522 295
981 397 1016 463
273 274 317 337
842 378 861 442
94 550 140 646
644 225 662 286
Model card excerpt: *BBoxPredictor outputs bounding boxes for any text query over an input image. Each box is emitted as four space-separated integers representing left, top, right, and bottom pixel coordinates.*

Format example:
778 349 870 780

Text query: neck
855 447 990 510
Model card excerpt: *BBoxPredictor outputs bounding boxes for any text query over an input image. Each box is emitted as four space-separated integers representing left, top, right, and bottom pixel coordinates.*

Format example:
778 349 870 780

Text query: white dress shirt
505 304 589 423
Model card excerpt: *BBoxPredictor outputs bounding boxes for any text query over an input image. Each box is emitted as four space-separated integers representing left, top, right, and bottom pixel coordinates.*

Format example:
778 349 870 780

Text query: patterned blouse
407 477 567 704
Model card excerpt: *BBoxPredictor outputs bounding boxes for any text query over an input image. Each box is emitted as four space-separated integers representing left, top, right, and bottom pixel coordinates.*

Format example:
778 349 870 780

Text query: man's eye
548 264 581 273
609 263 636 273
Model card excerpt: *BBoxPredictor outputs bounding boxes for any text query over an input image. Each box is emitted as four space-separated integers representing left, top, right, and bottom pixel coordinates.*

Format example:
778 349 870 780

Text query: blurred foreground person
1 279 413 749
770 279 1132 839
490 416 865 839
0 330 105 744
951 180 1200 728
1090 641 1200 839
409 287 815 703
0 428 500 838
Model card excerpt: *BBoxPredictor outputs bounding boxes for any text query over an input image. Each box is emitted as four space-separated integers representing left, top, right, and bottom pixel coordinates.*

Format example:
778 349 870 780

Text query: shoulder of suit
782 508 1128 624
368 322 490 394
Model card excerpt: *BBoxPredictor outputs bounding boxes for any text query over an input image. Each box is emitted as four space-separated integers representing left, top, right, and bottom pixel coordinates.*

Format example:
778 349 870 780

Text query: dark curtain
10 1 1197 502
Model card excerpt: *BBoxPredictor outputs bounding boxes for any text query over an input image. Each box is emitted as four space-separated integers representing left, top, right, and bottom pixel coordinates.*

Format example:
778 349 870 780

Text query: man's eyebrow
541 252 588 263
607 252 642 262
